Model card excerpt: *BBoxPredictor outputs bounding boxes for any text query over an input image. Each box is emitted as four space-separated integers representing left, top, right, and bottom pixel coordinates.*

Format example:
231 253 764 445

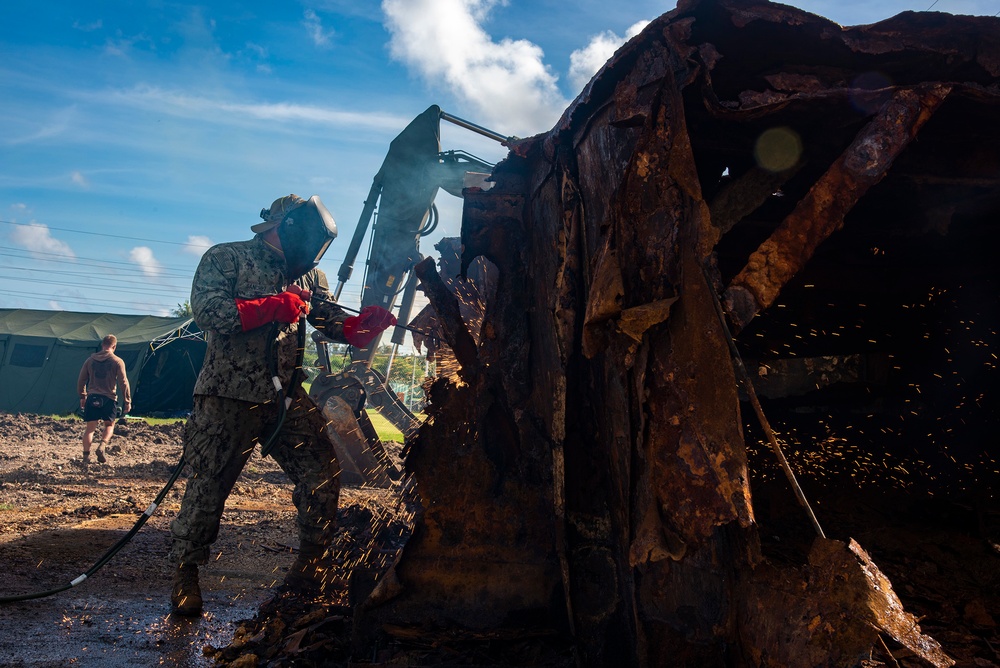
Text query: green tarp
0 309 205 416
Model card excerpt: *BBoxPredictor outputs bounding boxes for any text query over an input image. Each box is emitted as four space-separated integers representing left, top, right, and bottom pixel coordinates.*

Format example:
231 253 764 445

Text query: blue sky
1 0 996 335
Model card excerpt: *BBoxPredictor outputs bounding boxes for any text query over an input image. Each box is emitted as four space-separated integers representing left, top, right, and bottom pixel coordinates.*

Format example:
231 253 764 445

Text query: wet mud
0 412 406 667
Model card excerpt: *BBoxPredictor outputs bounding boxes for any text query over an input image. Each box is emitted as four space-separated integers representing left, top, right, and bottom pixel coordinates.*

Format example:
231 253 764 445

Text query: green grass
56 414 185 426
0 503 15 511
366 410 405 443
141 417 186 426
53 408 417 443
131 413 413 439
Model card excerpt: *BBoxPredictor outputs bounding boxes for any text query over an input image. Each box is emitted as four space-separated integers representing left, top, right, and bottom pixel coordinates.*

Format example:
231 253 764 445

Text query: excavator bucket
319 394 399 489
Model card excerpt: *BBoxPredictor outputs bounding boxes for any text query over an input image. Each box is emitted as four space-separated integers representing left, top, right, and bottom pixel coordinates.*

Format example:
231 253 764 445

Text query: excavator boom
310 105 509 486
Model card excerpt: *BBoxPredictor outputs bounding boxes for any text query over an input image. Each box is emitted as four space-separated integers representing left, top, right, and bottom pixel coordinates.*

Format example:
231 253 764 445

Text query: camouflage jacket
191 234 348 403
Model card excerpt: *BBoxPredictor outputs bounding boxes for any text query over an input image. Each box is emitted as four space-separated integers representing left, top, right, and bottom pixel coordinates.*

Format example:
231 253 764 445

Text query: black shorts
83 395 118 422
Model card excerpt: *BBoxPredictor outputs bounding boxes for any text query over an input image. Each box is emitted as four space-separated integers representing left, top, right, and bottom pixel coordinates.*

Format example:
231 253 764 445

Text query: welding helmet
258 194 338 280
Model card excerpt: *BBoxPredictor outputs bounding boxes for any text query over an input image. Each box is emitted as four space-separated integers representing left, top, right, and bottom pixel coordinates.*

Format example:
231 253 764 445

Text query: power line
0 273 188 297
0 269 366 303
0 220 351 266
0 218 205 248
0 279 365 304
0 223 371 312
0 285 372 315
0 246 195 276
0 240 393 304
0 288 186 313
923 0 1000 14
0 264 189 286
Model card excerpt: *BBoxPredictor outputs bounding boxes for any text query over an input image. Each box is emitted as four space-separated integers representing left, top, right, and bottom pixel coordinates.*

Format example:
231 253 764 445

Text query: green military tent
0 309 205 417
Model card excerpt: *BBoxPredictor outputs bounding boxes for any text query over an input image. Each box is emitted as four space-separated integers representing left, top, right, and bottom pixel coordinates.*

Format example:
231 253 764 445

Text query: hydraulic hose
417 203 439 237
0 456 187 604
260 316 307 458
0 316 302 603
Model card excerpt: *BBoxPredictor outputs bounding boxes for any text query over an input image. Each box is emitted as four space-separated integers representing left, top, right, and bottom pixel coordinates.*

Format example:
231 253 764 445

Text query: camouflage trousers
169 390 341 565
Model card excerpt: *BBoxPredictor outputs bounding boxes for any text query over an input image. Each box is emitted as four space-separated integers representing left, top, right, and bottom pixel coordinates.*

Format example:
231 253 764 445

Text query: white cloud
71 171 89 188
568 20 650 93
382 0 566 136
10 222 76 259
72 19 103 32
6 106 76 146
101 86 409 132
48 300 63 309
129 246 163 277
304 9 335 48
244 42 268 59
103 32 155 58
183 235 214 256
242 41 272 73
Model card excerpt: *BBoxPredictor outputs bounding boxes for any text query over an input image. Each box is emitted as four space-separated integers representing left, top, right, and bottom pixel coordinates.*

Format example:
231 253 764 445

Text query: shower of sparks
741 281 996 500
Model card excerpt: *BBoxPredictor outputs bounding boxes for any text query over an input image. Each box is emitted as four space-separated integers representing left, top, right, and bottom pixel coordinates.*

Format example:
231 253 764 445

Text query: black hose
259 322 289 458
260 317 307 458
0 456 187 604
417 203 439 237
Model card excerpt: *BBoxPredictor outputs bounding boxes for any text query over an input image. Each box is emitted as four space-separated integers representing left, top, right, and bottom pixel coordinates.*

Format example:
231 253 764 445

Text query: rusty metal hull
354 0 1000 665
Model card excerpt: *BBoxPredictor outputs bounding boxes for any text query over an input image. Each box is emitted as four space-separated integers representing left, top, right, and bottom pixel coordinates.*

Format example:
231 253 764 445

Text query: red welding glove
343 305 397 348
235 291 309 331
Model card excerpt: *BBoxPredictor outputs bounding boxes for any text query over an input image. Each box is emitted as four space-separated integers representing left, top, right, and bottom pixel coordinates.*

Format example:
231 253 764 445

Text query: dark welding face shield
275 195 338 280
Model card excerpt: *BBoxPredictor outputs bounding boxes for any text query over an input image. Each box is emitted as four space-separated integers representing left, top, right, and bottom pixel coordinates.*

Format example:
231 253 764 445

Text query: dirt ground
1 412 1000 667
0 412 412 667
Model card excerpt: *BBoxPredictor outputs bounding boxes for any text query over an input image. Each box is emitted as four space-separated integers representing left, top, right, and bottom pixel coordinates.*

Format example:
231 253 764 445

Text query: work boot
170 564 203 616
282 541 340 595
95 442 107 464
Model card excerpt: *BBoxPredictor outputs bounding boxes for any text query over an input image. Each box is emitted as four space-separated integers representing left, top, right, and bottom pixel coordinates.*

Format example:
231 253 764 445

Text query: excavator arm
309 105 510 486
335 105 500 360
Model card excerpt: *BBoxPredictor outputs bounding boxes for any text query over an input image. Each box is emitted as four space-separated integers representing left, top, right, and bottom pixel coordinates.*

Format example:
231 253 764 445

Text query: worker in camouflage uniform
170 194 396 617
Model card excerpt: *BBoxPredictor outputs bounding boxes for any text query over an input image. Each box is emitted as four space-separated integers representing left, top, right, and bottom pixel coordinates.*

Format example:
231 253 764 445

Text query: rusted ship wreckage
224 0 1000 665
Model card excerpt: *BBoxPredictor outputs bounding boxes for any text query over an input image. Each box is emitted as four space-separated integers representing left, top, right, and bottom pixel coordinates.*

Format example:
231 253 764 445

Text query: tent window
9 344 47 367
